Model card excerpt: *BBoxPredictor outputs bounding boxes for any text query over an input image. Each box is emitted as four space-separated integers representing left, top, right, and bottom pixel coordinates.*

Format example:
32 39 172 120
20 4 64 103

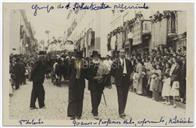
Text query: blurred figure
87 51 109 120
54 58 62 86
12 58 22 90
67 51 87 120
179 56 186 103
30 51 47 110
162 73 171 104
170 57 181 108
103 55 112 87
111 49 133 119
135 58 144 95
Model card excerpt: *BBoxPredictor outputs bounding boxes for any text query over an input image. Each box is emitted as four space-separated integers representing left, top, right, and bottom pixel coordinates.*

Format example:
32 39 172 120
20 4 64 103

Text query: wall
65 10 113 57
9 10 21 54
177 11 186 35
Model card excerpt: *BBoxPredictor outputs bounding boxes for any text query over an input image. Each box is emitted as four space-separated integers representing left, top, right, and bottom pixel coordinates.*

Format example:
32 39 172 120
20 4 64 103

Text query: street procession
7 4 187 121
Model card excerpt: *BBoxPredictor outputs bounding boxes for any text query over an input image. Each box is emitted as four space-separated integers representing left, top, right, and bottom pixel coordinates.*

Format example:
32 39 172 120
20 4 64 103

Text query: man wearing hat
30 51 47 110
111 49 133 119
67 51 87 120
86 50 109 119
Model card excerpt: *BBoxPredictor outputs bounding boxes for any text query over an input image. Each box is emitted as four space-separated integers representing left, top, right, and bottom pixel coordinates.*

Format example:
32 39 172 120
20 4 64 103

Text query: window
168 11 176 33
170 12 176 33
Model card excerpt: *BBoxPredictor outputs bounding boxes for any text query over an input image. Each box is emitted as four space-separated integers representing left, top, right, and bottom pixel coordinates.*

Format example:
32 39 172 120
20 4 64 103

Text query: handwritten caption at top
31 2 149 16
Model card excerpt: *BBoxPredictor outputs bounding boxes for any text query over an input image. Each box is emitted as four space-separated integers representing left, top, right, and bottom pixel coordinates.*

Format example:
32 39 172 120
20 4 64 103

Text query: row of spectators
128 46 186 107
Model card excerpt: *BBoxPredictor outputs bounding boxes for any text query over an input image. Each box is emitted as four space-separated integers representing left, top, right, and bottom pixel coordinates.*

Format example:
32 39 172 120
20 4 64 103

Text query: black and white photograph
2 2 194 127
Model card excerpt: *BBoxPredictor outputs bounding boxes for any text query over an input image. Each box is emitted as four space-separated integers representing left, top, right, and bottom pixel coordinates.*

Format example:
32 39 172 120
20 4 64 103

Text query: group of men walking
67 49 133 120
21 49 133 120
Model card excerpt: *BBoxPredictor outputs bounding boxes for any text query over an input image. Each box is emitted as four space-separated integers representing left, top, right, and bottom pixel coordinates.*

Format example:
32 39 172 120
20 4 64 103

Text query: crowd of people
9 54 34 91
9 44 186 120
129 45 186 107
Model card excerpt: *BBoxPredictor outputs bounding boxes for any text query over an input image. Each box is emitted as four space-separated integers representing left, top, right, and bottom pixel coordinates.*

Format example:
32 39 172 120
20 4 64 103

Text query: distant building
107 10 187 58
151 11 187 51
108 10 151 57
9 10 37 55
65 9 112 57
64 8 186 58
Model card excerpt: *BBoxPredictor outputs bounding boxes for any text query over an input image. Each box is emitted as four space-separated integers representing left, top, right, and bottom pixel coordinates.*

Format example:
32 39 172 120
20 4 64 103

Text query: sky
26 3 69 44
24 2 165 46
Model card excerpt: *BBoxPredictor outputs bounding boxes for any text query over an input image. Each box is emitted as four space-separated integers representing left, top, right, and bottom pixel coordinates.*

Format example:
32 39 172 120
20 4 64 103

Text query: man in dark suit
30 51 47 110
12 57 21 90
67 51 87 120
87 51 108 120
111 49 133 119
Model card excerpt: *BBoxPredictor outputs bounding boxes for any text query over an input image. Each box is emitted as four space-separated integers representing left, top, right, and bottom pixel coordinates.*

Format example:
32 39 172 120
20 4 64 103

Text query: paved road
9 79 186 120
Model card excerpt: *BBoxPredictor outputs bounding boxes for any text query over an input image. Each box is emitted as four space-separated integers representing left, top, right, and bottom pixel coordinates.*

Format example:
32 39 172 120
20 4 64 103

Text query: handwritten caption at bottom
19 118 44 125
18 116 193 126
72 116 193 127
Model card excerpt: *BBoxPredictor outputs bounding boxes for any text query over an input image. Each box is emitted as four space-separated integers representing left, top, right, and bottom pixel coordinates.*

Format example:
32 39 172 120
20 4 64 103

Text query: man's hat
75 51 83 58
91 50 100 57
38 51 46 55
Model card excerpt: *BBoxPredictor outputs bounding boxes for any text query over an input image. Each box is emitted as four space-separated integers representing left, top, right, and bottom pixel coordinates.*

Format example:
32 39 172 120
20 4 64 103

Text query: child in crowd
161 73 171 105
132 68 139 93
149 65 158 100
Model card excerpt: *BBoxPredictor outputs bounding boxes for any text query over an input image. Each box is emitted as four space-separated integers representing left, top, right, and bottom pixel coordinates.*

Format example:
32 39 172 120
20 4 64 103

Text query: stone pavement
9 79 186 120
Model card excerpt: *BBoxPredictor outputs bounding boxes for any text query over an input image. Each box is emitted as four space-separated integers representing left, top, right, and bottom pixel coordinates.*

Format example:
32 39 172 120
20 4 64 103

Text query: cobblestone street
9 79 186 120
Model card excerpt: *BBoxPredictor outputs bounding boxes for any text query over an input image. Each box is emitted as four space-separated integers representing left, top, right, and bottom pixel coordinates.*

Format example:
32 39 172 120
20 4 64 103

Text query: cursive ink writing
19 118 44 125
31 3 150 16
137 116 165 126
31 4 55 16
168 116 193 124
72 2 111 10
123 118 135 125
57 3 71 9
98 118 121 126
71 116 193 126
73 120 95 126
114 3 149 10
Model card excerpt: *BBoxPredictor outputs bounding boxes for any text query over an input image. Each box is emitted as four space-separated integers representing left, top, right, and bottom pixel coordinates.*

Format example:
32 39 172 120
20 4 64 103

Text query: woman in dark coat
67 51 87 120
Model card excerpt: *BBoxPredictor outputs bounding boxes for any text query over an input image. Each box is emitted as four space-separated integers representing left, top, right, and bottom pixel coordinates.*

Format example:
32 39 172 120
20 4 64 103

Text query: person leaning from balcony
110 49 133 119
29 51 47 110
86 50 110 120
67 51 88 120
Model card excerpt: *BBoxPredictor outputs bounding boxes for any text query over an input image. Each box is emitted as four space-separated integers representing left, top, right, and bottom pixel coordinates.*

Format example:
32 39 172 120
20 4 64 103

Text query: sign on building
133 20 142 45
151 18 167 47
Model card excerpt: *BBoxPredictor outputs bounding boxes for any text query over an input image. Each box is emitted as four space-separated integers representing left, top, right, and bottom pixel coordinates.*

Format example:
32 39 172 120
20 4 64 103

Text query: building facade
65 9 112 57
151 11 187 51
9 10 37 55
107 10 187 58
107 10 151 58
64 9 186 58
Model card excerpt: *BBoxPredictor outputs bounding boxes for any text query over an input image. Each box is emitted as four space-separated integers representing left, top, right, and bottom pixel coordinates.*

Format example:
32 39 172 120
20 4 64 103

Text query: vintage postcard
2 2 194 127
